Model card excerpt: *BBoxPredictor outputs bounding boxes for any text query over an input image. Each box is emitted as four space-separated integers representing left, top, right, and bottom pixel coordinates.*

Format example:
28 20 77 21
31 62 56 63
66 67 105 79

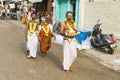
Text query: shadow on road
47 51 63 70
19 42 27 54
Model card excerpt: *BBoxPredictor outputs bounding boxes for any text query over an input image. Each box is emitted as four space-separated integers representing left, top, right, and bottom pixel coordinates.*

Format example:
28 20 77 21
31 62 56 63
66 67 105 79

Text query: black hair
31 13 36 17
66 11 73 17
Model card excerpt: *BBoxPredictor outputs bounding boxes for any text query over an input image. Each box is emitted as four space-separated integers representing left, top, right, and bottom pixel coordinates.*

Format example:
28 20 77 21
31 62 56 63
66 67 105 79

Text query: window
89 0 94 2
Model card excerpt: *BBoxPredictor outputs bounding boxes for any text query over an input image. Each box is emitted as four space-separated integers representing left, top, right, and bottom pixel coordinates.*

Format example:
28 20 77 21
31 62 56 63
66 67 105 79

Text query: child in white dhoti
25 13 39 60
60 11 79 72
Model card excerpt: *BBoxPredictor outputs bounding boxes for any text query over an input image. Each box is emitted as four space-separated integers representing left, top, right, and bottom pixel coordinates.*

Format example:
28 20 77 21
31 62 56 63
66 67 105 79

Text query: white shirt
27 12 32 21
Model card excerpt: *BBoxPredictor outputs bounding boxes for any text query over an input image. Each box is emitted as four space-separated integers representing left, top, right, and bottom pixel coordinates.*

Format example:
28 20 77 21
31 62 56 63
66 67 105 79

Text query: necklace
42 25 49 36
66 22 76 30
29 21 37 35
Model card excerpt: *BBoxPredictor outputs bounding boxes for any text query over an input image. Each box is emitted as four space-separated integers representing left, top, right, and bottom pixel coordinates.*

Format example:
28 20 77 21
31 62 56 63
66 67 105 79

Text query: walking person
1 8 6 20
27 7 33 22
0 8 2 19
24 11 28 24
6 5 10 19
60 11 80 72
25 13 39 60
38 17 55 58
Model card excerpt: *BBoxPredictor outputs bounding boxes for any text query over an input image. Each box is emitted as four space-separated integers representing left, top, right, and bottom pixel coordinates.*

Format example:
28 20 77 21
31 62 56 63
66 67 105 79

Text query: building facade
84 0 120 38
54 0 81 27
85 0 115 2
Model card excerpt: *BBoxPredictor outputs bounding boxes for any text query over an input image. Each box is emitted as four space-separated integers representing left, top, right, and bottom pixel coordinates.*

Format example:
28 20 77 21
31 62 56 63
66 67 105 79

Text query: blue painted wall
56 0 80 26
56 0 73 22
75 0 80 27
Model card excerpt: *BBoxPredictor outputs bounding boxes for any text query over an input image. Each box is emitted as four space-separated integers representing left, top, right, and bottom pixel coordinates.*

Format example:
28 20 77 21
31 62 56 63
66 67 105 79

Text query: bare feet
32 57 37 61
64 70 70 73
27 55 37 61
42 53 46 58
27 55 32 59
69 66 73 72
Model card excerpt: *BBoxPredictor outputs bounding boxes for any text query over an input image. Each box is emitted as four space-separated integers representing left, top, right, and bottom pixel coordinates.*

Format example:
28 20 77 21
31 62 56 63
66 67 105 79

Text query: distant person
60 11 79 72
7 5 10 19
46 14 52 24
27 7 32 22
1 8 6 20
0 8 2 19
25 13 39 60
38 17 55 58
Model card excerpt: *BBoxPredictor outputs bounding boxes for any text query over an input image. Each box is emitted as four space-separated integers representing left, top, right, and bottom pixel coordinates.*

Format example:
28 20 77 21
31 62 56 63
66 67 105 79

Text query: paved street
0 20 120 80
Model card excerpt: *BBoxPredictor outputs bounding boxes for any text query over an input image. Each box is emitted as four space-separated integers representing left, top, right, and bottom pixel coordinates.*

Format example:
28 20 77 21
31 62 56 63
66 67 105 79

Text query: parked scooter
53 21 61 34
91 20 117 54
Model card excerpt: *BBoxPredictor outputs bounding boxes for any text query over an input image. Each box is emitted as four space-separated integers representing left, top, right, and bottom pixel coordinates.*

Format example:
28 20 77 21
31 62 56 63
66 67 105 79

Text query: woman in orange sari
39 17 54 57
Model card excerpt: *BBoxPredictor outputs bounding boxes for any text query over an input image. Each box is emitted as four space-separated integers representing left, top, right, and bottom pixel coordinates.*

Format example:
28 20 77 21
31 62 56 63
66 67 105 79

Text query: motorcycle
91 21 117 54
53 21 61 34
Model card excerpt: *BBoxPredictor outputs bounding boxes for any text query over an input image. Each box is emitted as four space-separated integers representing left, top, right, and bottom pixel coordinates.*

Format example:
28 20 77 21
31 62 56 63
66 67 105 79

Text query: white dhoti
63 38 77 70
27 31 38 58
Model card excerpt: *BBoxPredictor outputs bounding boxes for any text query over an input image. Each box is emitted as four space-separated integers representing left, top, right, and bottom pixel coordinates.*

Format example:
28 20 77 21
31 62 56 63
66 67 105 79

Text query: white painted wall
84 1 120 38
85 0 116 2
94 0 115 2
79 0 85 29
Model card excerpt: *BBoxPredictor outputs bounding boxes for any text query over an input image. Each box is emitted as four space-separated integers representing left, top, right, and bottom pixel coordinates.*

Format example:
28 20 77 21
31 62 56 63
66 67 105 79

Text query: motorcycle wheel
108 48 114 54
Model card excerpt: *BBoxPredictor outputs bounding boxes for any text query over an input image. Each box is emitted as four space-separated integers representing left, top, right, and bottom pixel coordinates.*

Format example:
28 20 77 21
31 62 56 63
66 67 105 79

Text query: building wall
85 0 115 2
55 0 73 22
55 0 80 26
94 0 114 2
84 1 120 38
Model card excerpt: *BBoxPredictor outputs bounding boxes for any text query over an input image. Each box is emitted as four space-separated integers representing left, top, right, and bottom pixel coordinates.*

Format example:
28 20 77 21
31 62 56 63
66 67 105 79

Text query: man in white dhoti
25 13 39 60
60 11 79 72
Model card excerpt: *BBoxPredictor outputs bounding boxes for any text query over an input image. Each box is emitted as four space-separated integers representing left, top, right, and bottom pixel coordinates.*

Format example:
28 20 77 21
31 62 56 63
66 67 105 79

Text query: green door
56 0 73 22
56 0 80 27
